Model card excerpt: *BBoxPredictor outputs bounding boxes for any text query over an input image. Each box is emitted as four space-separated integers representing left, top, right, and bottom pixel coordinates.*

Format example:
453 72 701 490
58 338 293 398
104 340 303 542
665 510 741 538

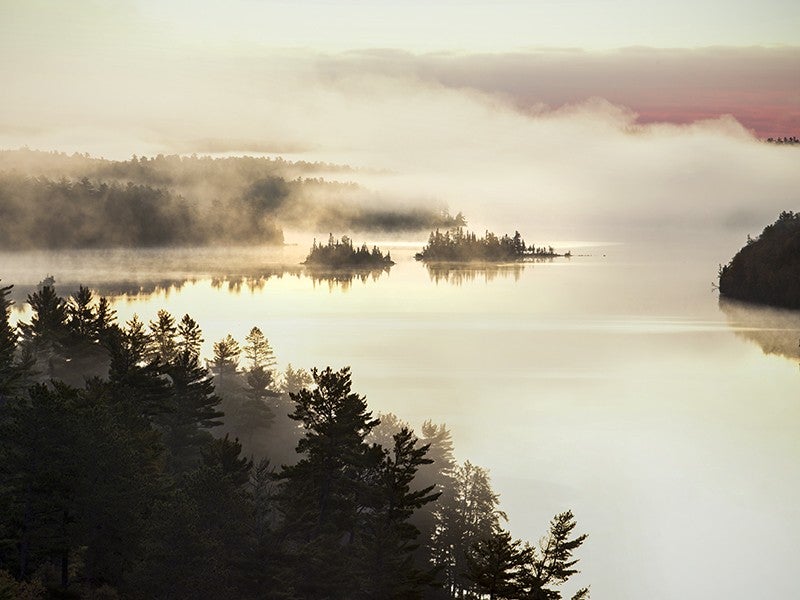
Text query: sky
0 1 798 238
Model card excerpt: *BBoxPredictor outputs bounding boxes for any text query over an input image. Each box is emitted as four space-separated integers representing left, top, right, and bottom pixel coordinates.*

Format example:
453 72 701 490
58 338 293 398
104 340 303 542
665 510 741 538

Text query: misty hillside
0 149 464 249
718 211 800 309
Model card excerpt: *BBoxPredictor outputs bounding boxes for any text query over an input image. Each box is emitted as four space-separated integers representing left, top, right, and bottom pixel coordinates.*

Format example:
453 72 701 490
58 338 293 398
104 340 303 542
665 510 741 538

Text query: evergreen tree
466 529 527 600
177 314 204 357
243 326 276 371
18 283 69 380
280 363 313 395
0 381 161 591
430 461 505 598
159 348 223 474
415 420 457 573
147 309 177 363
520 511 589 600
354 427 440 599
276 366 382 598
67 285 96 340
0 281 31 400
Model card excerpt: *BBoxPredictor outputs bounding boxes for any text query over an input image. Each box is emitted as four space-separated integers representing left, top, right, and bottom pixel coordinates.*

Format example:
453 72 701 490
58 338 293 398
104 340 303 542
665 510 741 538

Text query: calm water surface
3 237 800 600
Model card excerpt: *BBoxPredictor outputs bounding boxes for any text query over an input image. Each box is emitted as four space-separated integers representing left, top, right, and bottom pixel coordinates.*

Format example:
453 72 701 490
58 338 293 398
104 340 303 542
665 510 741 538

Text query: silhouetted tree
718 211 800 309
354 427 440 599
159 345 223 474
466 529 527 600
519 511 589 600
148 309 178 364
276 366 382 598
243 327 277 372
431 460 505 597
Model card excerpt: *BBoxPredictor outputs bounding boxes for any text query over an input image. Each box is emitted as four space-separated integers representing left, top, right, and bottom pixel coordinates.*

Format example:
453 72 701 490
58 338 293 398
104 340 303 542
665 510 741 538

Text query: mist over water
2 8 798 596
6 234 800 599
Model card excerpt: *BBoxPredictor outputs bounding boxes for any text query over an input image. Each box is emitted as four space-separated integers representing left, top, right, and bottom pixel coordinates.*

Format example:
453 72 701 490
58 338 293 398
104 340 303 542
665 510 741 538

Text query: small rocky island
718 211 800 309
304 235 395 268
415 228 570 262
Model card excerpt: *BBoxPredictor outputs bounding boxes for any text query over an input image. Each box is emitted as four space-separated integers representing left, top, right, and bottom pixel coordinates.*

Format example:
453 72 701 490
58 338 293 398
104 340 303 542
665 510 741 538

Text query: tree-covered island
718 211 800 309
303 234 395 269
415 228 571 262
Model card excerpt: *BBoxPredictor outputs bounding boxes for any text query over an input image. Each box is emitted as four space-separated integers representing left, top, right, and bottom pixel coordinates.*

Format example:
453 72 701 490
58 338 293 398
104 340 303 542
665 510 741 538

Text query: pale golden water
3 238 800 600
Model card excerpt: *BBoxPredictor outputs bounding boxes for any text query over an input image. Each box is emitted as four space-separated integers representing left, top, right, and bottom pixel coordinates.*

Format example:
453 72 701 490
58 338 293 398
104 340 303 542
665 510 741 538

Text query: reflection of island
425 263 525 286
306 268 390 291
719 297 800 360
8 263 386 308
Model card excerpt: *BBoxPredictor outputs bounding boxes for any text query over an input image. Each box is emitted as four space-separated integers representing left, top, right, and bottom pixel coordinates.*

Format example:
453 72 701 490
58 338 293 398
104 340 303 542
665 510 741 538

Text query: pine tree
147 309 177 363
0 281 30 399
177 314 204 358
18 283 69 380
430 461 505 598
277 366 382 598
519 510 589 600
160 348 224 474
354 427 440 599
466 529 527 600
243 327 277 371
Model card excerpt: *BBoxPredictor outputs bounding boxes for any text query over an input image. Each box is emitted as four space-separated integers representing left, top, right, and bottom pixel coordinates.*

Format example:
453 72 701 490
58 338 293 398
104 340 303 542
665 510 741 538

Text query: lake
3 234 800 600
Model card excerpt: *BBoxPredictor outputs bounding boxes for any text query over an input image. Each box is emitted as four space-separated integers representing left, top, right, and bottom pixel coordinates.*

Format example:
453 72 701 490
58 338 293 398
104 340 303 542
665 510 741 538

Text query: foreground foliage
0 279 588 599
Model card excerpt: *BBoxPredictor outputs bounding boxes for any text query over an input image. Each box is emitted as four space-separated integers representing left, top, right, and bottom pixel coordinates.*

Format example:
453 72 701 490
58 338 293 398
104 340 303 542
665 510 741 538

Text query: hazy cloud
1 45 798 241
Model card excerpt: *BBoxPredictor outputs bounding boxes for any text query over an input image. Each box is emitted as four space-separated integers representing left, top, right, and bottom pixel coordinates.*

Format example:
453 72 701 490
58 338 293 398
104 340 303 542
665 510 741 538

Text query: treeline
765 136 799 145
0 280 588 599
415 229 569 262
718 211 800 309
304 235 394 269
0 174 283 249
0 149 466 249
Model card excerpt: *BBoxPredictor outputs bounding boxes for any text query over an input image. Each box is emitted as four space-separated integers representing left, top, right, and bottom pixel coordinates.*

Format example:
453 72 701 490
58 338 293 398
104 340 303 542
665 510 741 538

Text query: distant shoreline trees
0 149 467 249
416 228 571 262
718 211 800 309
764 136 799 145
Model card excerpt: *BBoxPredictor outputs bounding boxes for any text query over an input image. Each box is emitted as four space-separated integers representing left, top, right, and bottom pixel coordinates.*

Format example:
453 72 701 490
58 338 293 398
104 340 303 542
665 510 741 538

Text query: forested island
718 211 800 309
415 228 570 262
303 235 394 269
0 280 588 600
0 149 465 249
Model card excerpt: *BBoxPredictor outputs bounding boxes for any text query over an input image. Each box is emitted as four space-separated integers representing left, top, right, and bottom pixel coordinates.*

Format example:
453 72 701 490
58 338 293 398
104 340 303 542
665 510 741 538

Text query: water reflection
6 265 395 308
424 262 525 285
719 297 800 360
306 267 392 291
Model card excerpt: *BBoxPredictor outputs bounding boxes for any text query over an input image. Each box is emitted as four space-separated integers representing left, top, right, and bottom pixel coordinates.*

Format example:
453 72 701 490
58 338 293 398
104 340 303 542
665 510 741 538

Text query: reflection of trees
719 297 800 360
210 268 304 294
10 265 387 308
424 263 525 286
306 267 390 291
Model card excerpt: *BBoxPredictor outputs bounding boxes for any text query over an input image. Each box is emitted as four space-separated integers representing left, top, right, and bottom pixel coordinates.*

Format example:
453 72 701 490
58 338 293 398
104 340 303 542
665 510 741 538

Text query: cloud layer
1 46 798 241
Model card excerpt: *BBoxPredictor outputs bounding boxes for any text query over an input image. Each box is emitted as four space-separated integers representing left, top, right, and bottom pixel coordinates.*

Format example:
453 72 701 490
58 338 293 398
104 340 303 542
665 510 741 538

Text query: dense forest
415 229 570 262
718 211 800 309
304 235 394 269
0 149 466 249
0 280 588 599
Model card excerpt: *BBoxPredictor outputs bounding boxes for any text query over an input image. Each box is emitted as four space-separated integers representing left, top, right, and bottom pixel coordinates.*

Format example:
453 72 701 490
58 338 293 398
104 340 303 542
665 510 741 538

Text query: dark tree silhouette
718 211 800 309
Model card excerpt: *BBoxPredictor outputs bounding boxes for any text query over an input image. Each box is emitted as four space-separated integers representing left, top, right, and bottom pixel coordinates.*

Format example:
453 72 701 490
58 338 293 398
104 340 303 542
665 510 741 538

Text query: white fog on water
2 2 799 598
5 232 800 600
